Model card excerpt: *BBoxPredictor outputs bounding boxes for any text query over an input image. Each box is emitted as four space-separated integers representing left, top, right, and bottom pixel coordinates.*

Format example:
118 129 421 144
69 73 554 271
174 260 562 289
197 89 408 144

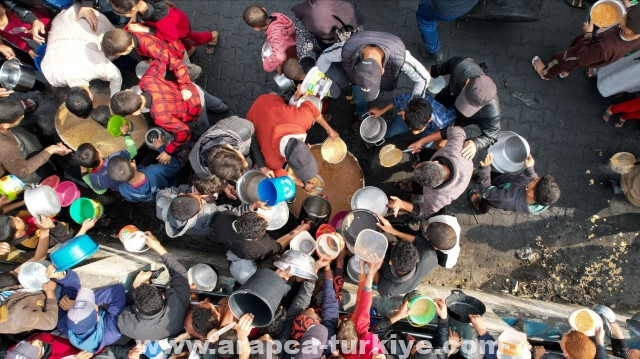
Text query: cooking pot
236 170 266 204
627 313 640 336
24 186 61 218
188 263 218 292
350 186 388 217
135 61 151 79
360 114 387 146
427 76 446 95
261 41 272 59
609 152 636 174
18 260 51 290
274 73 295 92
0 59 36 92
379 144 403 167
299 196 332 235
321 138 347 164
590 0 626 28
341 209 380 248
445 289 486 323
593 304 615 338
346 255 369 283
274 250 318 280
488 131 530 173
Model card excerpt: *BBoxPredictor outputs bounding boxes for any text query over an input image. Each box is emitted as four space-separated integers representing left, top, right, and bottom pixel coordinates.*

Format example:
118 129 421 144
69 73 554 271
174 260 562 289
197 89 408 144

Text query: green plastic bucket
404 290 436 327
69 197 104 224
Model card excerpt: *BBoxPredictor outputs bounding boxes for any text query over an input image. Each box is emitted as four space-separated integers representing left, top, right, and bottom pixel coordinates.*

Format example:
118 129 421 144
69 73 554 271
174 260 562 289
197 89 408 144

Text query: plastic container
55 181 80 207
34 43 46 73
316 232 345 260
118 225 148 252
39 175 60 189
145 127 174 150
18 260 51 290
257 201 290 230
69 197 104 224
341 209 380 248
24 186 61 218
229 269 288 327
106 115 133 137
188 263 217 291
0 174 25 201
355 229 388 263
497 329 528 357
257 176 296 206
50 234 100 271
290 230 316 255
404 290 436 327
330 210 349 232
300 66 332 99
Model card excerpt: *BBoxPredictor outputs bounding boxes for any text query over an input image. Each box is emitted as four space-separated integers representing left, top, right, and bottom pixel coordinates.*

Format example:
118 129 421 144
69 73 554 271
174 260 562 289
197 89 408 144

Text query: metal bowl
236 170 266 204
25 186 61 218
488 131 530 173
135 61 151 79
360 115 387 146
274 73 295 92
257 201 290 230
350 186 388 216
273 250 318 280
346 255 368 283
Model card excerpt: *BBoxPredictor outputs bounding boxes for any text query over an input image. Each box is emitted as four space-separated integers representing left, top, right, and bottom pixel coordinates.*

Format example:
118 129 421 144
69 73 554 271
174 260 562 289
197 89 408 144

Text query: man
110 60 228 165
409 57 500 161
41 3 122 96
316 31 431 119
246 93 337 191
374 213 458 298
390 126 473 220
470 153 561 215
415 0 479 62
210 211 311 284
117 231 190 341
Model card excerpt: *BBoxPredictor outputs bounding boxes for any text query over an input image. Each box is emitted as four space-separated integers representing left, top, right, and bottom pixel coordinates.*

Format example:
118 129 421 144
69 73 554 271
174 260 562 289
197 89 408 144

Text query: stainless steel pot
360 114 387 146
274 250 318 280
24 186 61 218
0 59 36 92
261 41 272 59
488 131 530 173
236 170 266 204
274 73 295 92
350 186 388 216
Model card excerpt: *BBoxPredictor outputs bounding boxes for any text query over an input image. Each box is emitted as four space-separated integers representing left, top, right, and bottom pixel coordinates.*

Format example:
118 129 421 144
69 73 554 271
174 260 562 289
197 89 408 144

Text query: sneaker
20 99 38 113
428 51 444 63
187 64 202 80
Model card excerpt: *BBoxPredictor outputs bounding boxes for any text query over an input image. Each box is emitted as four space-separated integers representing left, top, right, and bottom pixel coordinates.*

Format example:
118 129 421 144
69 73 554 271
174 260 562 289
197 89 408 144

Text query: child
108 0 218 56
602 95 640 127
106 139 180 202
0 4 50 59
74 122 136 195
243 5 296 73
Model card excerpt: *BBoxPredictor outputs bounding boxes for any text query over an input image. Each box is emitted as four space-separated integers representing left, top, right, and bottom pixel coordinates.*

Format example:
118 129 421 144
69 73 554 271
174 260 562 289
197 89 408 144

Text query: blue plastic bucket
257 176 296 205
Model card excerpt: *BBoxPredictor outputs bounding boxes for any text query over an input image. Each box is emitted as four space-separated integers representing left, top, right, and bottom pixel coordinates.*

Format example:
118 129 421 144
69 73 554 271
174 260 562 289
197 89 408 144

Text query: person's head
424 222 456 250
0 99 25 130
109 0 144 17
560 330 595 359
414 161 446 188
65 87 94 119
389 240 419 274
102 29 135 57
294 324 329 359
75 143 102 169
107 155 136 183
67 287 99 334
5 340 42 359
336 318 358 352
111 90 144 116
622 5 640 37
455 75 497 117
258 305 287 338
133 283 164 315
169 195 202 221
235 212 268 239
284 138 318 183
0 272 19 288
532 175 560 206
191 174 226 196
403 98 433 133
0 6 8 31
283 58 305 81
190 302 220 339
90 104 112 127
243 5 270 30
215 329 238 359
207 145 248 182
291 308 320 341
249 333 279 359
0 214 20 242
354 55 383 102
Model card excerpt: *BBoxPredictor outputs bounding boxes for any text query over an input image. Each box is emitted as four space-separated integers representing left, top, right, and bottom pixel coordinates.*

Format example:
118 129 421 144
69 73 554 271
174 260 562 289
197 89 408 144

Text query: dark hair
215 329 238 359
424 222 456 250
283 58 305 81
107 155 135 183
0 272 19 288
0 99 24 124
110 91 143 116
75 143 101 168
133 283 163 315
249 340 278 359
207 146 247 182
390 240 419 273
258 306 287 338
243 5 269 28
102 29 134 57
191 305 219 339
534 175 560 206
108 0 138 13
169 195 200 221
0 215 17 242
626 5 640 34
65 87 93 119
191 174 226 196
90 105 112 127
235 212 267 239
405 98 433 131
414 161 446 188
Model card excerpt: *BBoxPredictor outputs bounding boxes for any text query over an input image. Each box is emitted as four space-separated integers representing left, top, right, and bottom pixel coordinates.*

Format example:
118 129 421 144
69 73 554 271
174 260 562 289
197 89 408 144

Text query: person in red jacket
108 0 218 56
243 5 297 74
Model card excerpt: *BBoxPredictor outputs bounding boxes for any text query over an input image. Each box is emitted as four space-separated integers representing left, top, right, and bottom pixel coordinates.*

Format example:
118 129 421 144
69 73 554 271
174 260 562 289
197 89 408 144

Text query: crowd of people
0 0 637 358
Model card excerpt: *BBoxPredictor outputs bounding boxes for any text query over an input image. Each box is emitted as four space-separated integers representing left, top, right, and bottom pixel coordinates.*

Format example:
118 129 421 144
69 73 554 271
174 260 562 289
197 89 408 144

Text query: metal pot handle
451 289 464 295
375 138 385 146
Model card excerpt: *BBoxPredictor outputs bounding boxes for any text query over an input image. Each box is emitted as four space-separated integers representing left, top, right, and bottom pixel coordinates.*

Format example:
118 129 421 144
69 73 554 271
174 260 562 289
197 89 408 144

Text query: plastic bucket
55 181 80 207
229 269 287 327
34 43 46 72
18 260 51 290
107 115 133 137
316 232 345 260
300 66 332 99
330 210 349 232
299 196 332 235
39 175 60 189
118 225 148 252
497 329 528 357
0 174 25 201
404 290 436 327
355 229 388 263
69 197 104 224
50 234 100 271
290 230 316 255
258 176 296 206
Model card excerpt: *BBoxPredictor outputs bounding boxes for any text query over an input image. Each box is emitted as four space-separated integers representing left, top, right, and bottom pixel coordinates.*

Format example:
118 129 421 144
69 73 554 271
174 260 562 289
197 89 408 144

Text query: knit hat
355 59 382 102
454 75 497 117
6 341 40 359
284 138 318 182
294 324 328 359
67 287 97 334
291 311 320 342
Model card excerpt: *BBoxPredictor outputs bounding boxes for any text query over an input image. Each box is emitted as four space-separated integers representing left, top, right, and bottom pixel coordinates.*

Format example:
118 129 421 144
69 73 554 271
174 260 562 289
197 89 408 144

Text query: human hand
524 154 534 168
375 212 394 234
127 343 145 359
595 326 605 345
76 350 94 359
408 139 424 154
156 151 172 165
366 256 383 275
303 181 318 193
34 216 55 230
181 89 192 101
250 200 268 211
327 128 339 140
275 266 292 281
42 279 56 294
76 7 98 32
448 329 462 352
144 231 165 253
480 153 493 167
368 107 386 118
260 167 275 178
276 64 283 75
315 257 331 272
0 88 14 97
434 297 448 319
120 122 131 136
132 270 152 288
0 44 15 59
0 195 10 207
394 301 410 320
293 86 308 101
79 217 98 234
461 140 477 161
610 321 624 339
583 19 595 33
46 264 65 279
46 143 72 156
236 313 255 340
297 219 312 231
223 183 237 200
469 314 486 336
128 23 150 33
58 295 75 311
0 242 10 256
30 20 46 44
533 346 546 359
387 196 404 217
